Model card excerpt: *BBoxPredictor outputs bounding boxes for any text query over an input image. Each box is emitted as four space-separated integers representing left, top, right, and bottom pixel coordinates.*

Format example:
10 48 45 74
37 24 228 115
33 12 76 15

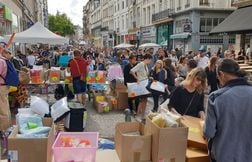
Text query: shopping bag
150 81 165 93
127 79 150 97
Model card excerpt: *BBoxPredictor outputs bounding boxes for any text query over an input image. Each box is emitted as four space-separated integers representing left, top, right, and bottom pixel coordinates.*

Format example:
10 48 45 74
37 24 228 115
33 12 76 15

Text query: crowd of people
1 43 252 162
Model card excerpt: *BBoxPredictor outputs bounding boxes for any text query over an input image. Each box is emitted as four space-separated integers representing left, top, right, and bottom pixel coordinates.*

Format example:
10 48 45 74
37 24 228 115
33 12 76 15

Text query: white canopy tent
139 43 161 48
114 43 135 48
4 22 69 44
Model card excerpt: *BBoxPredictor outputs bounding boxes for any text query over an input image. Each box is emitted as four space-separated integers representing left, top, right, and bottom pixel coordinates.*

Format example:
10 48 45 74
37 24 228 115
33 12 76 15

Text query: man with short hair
0 49 11 132
68 50 89 105
204 59 252 162
123 54 139 114
195 47 209 69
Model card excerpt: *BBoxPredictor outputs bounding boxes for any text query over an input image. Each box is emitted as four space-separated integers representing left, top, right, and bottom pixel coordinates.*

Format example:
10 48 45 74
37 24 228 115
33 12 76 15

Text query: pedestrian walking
68 50 89 105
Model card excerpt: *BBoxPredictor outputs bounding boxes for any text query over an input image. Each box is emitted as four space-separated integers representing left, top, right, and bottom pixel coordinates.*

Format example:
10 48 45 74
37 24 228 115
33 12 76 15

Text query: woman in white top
130 54 152 121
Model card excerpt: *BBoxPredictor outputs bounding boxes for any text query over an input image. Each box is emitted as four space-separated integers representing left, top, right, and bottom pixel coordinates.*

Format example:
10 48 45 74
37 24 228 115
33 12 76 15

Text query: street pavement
85 98 154 139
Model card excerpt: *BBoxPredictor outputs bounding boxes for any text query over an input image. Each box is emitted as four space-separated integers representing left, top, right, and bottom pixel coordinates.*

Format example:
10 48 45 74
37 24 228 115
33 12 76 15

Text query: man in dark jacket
123 54 139 114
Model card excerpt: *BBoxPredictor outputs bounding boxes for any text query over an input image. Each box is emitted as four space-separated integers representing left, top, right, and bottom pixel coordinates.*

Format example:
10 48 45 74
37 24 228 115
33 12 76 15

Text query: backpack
0 59 19 86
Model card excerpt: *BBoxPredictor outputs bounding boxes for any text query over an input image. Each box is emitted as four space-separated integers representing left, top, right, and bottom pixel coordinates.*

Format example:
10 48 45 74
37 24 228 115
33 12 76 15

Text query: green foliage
48 12 75 36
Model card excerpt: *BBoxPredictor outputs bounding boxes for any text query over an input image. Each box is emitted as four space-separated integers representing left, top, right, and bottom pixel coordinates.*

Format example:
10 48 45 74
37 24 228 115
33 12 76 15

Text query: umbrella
114 43 135 48
139 43 161 48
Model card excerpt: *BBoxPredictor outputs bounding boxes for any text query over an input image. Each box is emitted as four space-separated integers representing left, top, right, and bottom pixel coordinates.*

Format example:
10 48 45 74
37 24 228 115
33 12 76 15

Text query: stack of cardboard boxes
93 80 129 113
181 116 210 162
115 116 210 162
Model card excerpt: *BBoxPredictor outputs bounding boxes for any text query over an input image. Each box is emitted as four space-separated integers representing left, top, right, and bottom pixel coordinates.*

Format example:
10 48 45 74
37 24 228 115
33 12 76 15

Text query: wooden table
239 63 249 66
240 66 252 69
245 69 252 73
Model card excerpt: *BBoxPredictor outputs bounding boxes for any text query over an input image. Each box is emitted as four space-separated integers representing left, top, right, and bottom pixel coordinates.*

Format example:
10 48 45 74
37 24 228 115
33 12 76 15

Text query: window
122 15 124 30
118 3 119 11
206 18 212 32
122 1 125 9
200 18 206 32
147 6 150 24
175 20 183 33
199 0 209 6
185 0 190 8
200 17 226 32
177 0 181 10
159 0 163 11
170 0 174 10
152 4 155 14
143 8 146 25
213 18 218 27
126 0 129 7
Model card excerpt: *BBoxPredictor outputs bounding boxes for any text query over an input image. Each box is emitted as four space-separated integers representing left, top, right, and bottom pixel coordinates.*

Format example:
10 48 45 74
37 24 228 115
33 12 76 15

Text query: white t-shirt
27 55 36 66
246 48 251 56
197 56 209 69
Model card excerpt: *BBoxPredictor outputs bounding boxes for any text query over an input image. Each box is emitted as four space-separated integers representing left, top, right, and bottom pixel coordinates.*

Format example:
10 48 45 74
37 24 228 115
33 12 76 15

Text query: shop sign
3 6 12 21
141 26 156 37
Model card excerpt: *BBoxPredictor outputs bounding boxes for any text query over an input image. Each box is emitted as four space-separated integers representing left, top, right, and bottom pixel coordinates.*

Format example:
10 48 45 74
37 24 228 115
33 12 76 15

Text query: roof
4 22 69 44
210 6 252 34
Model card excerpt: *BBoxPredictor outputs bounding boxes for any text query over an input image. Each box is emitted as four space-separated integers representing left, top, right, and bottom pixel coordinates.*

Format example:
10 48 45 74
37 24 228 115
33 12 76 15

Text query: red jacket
68 56 89 78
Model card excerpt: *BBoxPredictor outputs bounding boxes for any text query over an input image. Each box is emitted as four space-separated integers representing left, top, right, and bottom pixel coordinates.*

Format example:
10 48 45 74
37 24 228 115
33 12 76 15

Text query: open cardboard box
186 147 210 162
146 116 188 162
115 122 152 162
180 116 207 151
8 118 54 162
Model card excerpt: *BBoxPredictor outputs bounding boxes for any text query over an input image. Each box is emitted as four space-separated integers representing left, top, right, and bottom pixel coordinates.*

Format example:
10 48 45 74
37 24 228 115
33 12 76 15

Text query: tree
48 12 75 36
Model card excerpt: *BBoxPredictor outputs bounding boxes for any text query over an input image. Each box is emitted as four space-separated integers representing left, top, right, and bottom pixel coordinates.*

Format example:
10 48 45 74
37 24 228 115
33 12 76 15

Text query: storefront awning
170 33 191 39
210 6 252 34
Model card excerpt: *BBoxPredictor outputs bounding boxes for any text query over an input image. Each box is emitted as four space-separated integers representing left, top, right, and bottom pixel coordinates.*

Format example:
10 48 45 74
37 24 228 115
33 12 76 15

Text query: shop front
156 23 173 49
127 28 139 46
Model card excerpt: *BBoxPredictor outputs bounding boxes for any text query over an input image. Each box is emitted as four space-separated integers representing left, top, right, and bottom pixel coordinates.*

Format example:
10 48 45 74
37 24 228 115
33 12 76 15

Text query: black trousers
128 97 139 112
153 94 159 112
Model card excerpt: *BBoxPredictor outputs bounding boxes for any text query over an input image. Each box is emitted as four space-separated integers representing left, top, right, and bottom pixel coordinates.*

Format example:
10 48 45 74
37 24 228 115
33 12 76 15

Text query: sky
48 0 88 27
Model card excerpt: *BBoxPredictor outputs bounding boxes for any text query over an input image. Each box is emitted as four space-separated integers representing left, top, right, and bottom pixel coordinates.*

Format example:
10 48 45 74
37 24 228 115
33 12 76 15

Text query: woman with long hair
149 60 167 112
205 56 219 93
168 68 207 119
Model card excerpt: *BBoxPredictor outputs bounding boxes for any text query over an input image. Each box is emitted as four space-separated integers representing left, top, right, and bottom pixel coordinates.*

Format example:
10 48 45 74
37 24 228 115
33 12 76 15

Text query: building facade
0 0 48 36
84 0 236 50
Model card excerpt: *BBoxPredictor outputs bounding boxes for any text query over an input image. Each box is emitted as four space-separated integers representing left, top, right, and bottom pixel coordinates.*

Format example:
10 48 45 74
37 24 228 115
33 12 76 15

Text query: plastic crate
52 132 99 162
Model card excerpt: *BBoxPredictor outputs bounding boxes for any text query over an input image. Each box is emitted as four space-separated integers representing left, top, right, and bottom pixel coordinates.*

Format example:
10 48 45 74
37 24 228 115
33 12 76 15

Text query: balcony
232 0 252 7
101 26 109 31
152 9 174 23
185 3 190 8
177 6 182 11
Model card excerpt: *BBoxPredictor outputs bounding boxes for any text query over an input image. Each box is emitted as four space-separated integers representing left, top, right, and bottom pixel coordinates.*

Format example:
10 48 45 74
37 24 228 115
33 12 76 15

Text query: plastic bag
51 97 70 122
30 96 49 117
16 114 43 132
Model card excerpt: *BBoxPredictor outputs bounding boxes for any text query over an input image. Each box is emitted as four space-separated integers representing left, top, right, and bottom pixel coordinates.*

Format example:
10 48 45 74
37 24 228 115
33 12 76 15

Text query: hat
199 46 206 52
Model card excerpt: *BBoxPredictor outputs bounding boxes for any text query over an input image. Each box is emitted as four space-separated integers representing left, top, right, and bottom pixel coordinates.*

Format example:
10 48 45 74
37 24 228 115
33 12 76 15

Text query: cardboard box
96 150 120 162
8 118 54 162
146 116 188 162
181 116 208 151
115 122 152 162
116 81 127 90
96 101 109 113
186 147 210 162
106 95 118 110
116 91 129 110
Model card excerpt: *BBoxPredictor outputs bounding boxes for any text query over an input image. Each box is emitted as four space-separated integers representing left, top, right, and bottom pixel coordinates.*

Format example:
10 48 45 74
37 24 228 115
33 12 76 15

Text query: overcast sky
48 0 88 27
